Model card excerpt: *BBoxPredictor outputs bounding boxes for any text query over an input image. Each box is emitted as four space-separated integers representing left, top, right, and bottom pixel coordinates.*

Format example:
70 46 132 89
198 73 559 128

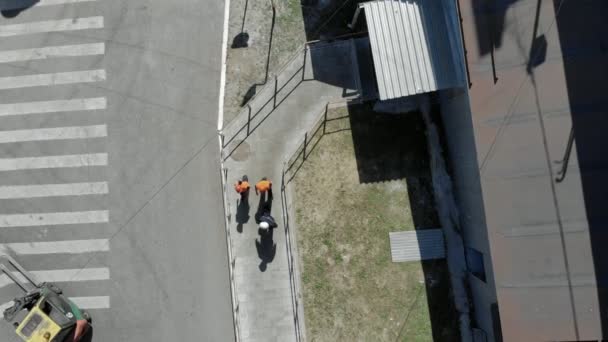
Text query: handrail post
246 104 252 136
274 75 278 108
556 126 575 183
303 132 308 161
323 103 328 135
302 46 307 81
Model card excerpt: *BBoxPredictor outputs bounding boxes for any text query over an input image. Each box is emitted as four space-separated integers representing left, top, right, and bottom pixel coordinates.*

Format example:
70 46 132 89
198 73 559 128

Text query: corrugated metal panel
362 0 462 100
389 229 445 262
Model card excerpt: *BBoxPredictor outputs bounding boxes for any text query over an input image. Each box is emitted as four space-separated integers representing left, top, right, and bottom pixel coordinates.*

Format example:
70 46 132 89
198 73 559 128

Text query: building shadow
553 0 608 336
300 0 361 41
308 39 360 94
470 0 521 57
0 0 39 18
348 101 429 184
347 100 460 341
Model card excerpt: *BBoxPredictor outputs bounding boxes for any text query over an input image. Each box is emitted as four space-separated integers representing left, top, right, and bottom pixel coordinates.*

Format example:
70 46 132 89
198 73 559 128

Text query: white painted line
0 17 104 37
37 0 97 6
69 296 110 309
0 296 109 312
0 153 108 171
0 43 105 63
0 239 109 255
0 268 109 288
0 210 109 228
0 125 107 144
0 97 106 117
0 70 106 90
217 0 230 131
0 182 108 199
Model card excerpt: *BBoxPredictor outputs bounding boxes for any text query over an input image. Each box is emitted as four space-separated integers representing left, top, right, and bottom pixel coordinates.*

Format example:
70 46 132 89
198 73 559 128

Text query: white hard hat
259 221 270 230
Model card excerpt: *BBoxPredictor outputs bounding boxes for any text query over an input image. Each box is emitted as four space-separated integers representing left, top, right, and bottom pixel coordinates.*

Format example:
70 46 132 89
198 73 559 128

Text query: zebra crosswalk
0 0 110 312
0 43 105 63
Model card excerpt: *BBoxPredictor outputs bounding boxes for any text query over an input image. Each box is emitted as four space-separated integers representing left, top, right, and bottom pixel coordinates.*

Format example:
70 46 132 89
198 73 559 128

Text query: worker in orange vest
235 175 250 201
255 177 272 196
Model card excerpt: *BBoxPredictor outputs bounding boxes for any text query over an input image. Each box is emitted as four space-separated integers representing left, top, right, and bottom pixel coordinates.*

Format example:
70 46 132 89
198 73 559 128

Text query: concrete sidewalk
220 39 365 341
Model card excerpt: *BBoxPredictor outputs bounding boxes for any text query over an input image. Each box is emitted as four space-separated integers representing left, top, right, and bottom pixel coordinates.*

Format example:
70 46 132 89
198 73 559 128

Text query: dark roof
460 0 608 340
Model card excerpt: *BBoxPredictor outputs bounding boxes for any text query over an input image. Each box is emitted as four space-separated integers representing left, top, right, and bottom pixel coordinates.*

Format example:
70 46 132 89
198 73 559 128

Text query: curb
217 0 231 131
218 0 240 341
219 134 241 342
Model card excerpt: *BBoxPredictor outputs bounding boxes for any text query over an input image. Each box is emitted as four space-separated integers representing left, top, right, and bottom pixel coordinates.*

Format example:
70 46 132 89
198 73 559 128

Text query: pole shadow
241 2 276 105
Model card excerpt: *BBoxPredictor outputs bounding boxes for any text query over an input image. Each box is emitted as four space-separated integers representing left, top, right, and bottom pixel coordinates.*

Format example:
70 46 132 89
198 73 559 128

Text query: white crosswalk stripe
0 97 106 117
0 296 110 312
0 125 107 143
0 210 109 228
0 239 109 254
0 17 104 37
37 0 98 6
0 182 108 199
0 1 111 311
0 70 106 90
0 268 109 288
70 296 110 309
0 153 108 171
0 43 105 63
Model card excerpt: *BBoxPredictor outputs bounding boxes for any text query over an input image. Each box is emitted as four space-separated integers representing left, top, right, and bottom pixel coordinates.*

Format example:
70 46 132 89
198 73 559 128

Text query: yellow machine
15 304 62 342
1 254 91 342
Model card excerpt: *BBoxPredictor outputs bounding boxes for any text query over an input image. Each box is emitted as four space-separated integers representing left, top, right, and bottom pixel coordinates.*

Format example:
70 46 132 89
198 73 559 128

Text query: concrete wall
438 88 499 342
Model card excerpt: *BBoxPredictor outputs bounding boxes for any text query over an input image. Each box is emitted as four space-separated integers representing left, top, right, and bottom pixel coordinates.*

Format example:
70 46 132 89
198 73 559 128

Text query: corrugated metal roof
389 229 445 262
362 0 463 100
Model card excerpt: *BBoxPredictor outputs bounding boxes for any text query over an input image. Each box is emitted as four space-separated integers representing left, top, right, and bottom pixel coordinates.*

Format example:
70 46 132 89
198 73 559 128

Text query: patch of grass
293 110 434 341
272 0 307 68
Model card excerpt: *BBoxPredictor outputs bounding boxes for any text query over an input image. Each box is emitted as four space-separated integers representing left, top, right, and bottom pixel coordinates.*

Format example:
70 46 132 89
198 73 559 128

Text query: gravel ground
223 0 306 125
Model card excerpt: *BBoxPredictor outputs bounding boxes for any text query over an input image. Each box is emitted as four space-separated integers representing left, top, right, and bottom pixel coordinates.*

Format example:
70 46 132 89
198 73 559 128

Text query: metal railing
221 47 310 159
222 33 369 158
242 43 308 114
280 169 304 342
218 133 242 342
555 126 575 183
283 100 355 184
277 99 358 342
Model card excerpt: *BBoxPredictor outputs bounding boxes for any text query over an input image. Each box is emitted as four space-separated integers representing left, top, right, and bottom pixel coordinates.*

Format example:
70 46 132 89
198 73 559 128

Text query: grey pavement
0 0 234 341
221 39 363 342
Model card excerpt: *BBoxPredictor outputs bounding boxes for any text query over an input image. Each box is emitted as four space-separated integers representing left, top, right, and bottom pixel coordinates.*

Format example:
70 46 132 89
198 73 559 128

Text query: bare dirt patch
224 0 307 125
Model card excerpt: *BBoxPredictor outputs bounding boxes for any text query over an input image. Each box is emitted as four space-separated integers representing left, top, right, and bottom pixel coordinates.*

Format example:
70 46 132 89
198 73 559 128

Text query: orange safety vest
255 180 272 192
235 181 250 193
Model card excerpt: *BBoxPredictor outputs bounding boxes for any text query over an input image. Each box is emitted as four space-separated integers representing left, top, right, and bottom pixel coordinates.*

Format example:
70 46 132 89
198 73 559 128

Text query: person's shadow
255 189 273 223
235 197 250 233
0 0 39 18
255 227 276 272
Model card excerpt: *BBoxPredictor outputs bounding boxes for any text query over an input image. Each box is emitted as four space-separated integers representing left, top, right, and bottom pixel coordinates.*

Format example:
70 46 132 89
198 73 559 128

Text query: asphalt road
0 0 235 341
